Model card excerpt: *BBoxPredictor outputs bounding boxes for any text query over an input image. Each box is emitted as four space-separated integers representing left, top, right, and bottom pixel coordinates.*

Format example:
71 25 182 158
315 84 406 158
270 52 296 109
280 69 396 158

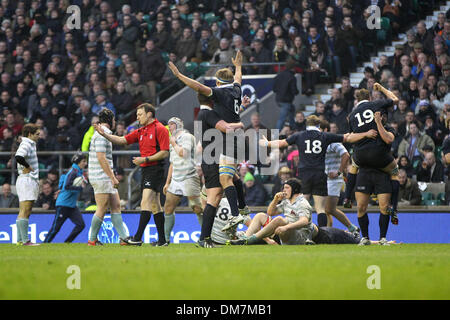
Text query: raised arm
374 82 399 104
374 112 394 144
168 62 212 96
94 124 128 145
232 50 242 85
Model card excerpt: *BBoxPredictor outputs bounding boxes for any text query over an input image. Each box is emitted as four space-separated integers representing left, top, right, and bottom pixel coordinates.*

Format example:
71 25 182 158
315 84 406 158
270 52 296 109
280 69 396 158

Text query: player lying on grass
198 186 275 245
343 84 400 225
227 178 316 245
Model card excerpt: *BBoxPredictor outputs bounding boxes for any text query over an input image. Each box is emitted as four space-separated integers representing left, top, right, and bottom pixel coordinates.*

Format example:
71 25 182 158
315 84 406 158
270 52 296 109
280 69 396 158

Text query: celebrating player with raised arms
168 51 250 235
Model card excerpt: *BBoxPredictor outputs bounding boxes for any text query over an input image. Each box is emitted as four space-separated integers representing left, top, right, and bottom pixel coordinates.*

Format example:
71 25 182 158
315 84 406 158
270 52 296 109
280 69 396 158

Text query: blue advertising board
0 213 448 244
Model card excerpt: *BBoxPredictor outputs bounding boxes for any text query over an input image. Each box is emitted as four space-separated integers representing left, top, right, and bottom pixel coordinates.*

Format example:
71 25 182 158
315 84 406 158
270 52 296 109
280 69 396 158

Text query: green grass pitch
0 243 448 300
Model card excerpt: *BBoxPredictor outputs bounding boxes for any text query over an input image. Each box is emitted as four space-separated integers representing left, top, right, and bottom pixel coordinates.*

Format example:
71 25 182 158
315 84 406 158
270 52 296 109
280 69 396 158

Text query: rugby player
312 225 398 245
321 121 359 235
87 108 128 246
94 103 170 246
162 117 203 243
168 51 250 234
343 84 400 225
260 115 378 227
356 111 396 246
227 178 316 246
14 124 41 246
195 93 245 248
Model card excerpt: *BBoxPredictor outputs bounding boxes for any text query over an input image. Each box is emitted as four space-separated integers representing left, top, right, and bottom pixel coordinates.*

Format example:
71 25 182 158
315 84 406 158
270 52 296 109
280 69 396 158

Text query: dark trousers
44 206 86 243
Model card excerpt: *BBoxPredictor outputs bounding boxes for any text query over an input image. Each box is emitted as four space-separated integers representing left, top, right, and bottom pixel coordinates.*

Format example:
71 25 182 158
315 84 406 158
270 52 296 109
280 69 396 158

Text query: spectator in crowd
74 99 94 137
195 27 219 62
339 77 355 113
327 101 349 134
397 169 422 206
111 81 133 117
34 182 56 210
91 91 116 115
312 100 326 118
0 183 19 208
138 39 166 105
303 43 326 96
398 155 416 178
398 121 435 165
125 72 151 105
176 27 198 61
115 14 139 60
416 152 445 183
0 112 22 139
248 38 272 74
293 111 306 132
271 166 292 198
273 59 298 130
243 172 267 206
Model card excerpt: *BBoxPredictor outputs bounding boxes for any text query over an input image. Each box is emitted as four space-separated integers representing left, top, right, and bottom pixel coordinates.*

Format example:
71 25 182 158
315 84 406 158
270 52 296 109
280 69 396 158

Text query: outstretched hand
259 135 269 147
231 50 243 67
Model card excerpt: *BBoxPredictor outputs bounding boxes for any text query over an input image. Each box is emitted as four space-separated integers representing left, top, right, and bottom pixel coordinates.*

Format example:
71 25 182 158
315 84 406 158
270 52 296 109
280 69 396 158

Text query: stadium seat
39 163 46 179
204 12 219 24
187 13 194 23
421 192 434 204
185 62 198 76
196 61 210 77
424 199 439 206
437 192 446 203
161 51 169 63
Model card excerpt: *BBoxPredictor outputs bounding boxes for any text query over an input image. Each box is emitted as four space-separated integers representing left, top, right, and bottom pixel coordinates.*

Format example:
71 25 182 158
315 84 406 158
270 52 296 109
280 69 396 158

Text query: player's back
210 84 241 124
349 99 394 150
287 129 343 171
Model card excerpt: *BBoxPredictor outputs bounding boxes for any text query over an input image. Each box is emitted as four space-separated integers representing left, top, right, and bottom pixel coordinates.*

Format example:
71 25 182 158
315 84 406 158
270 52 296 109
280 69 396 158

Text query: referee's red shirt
124 119 169 167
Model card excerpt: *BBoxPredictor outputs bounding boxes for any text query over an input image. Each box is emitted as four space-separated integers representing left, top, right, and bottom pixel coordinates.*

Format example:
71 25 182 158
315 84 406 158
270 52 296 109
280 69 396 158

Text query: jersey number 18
305 140 322 154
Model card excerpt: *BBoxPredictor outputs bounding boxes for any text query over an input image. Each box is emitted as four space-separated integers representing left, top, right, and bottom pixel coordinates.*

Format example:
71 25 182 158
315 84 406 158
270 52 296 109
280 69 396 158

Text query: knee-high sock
17 219 29 243
317 213 328 227
134 211 151 241
89 215 103 242
16 219 23 243
379 213 390 239
164 213 175 242
233 177 246 209
200 204 217 240
224 186 239 217
390 180 400 211
153 212 165 244
111 213 128 239
344 173 357 200
358 214 370 239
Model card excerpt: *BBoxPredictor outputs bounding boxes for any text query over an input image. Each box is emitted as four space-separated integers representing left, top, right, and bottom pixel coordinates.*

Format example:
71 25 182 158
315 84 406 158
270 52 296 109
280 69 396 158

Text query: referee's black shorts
298 169 328 196
201 163 221 189
141 165 164 192
355 167 392 195
353 147 394 169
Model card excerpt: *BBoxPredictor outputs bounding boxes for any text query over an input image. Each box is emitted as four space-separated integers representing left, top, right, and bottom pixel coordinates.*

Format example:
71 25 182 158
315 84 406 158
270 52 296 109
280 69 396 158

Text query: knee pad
188 197 202 211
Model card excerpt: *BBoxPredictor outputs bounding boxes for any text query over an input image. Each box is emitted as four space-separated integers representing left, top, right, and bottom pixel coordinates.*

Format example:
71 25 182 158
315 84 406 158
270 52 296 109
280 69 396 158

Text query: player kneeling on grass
44 153 87 243
163 117 203 244
87 108 129 246
227 178 315 245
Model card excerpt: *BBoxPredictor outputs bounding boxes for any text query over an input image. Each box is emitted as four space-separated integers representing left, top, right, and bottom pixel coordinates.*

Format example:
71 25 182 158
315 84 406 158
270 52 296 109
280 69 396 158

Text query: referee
94 103 169 246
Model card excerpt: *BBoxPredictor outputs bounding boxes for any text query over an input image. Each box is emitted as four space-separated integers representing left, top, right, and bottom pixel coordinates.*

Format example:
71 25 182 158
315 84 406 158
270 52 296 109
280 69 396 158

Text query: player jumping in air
343 84 400 225
168 51 250 235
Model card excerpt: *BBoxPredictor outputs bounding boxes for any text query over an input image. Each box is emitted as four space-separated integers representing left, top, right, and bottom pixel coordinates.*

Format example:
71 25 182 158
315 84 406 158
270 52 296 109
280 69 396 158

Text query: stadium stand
0 0 448 209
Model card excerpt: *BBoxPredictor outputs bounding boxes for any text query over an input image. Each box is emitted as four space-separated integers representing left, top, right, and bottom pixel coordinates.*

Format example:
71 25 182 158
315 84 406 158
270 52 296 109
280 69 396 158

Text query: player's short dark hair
22 123 39 137
136 103 155 117
71 152 86 165
320 120 330 131
197 92 213 106
98 108 115 128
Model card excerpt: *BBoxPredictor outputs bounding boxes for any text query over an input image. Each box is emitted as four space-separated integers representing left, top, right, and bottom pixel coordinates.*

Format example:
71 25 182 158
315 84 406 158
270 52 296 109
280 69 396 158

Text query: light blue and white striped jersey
88 125 113 183
15 137 39 180
325 142 348 176
169 130 197 182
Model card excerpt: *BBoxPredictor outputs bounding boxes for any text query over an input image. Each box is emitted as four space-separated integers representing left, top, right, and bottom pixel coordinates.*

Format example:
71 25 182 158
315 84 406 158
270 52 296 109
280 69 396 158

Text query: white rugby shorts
91 181 118 194
168 176 201 197
327 178 345 197
16 175 39 202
